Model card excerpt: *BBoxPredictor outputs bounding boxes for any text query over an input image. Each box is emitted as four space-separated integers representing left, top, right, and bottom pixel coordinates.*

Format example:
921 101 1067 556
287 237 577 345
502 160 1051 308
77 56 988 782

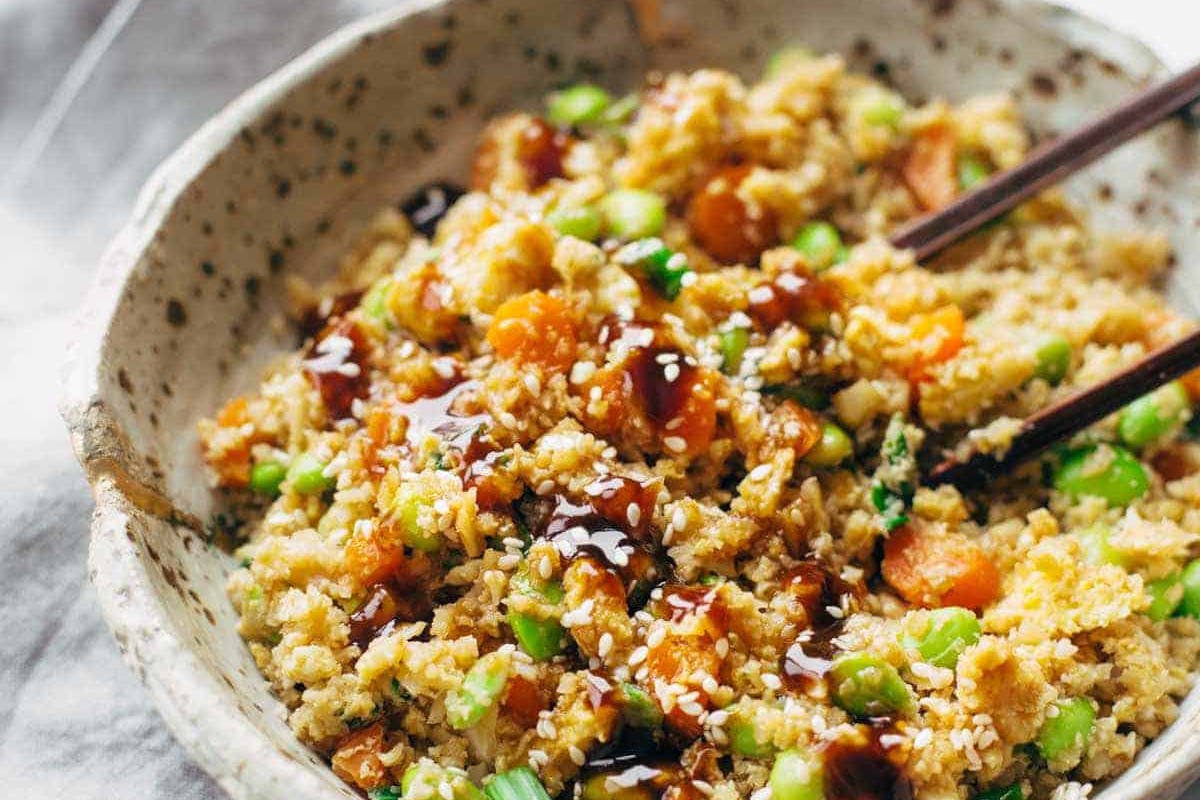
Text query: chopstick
890 62 1200 262
928 330 1200 490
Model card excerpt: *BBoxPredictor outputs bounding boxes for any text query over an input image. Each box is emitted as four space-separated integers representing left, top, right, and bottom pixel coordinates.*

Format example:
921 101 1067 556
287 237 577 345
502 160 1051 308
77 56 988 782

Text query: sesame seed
664 436 687 453
665 416 683 431
432 359 457 379
598 632 614 658
626 504 641 527
535 479 556 495
664 363 680 382
497 553 520 570
750 788 773 800
523 373 542 394
656 352 679 364
569 745 586 765
671 508 688 531
662 524 675 545
629 646 648 666
646 625 666 648
761 673 782 690
538 555 553 580
749 463 772 481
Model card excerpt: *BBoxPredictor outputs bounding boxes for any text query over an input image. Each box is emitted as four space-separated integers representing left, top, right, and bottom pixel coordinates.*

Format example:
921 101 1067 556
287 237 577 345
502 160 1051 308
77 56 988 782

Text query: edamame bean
1178 559 1200 619
1036 697 1095 766
546 206 603 241
1032 333 1071 385
792 222 848 272
288 452 332 496
1118 381 1191 449
394 486 441 552
249 461 287 497
912 607 981 669
600 189 667 240
829 653 915 718
1051 445 1149 506
1146 574 1183 622
804 422 854 467
769 749 824 800
547 85 611 126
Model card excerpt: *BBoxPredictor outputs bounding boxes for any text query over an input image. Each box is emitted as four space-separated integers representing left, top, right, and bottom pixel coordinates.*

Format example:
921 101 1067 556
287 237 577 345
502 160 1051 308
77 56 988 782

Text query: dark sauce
400 181 465 238
782 561 860 694
517 118 571 188
821 723 913 800
747 270 842 330
303 319 370 420
598 318 704 431
297 289 364 339
462 447 508 511
395 378 490 451
545 494 641 575
348 582 433 648
660 584 726 628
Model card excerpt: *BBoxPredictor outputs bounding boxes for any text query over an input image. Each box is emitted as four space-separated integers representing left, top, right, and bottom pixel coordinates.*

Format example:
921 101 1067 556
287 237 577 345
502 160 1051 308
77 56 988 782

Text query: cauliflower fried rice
199 52 1200 800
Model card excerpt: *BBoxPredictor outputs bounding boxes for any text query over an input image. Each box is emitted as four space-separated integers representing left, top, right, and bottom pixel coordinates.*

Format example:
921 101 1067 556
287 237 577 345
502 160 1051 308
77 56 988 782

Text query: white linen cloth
0 0 1193 796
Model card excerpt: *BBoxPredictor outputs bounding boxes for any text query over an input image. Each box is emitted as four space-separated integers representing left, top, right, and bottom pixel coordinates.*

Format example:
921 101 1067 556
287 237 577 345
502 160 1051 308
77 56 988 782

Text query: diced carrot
216 396 249 426
1180 366 1200 402
906 304 965 383
687 164 776 264
486 290 577 371
502 673 548 728
578 363 634 437
331 722 389 790
345 521 406 587
672 370 718 458
645 587 726 739
903 125 958 211
768 399 823 459
882 523 1000 611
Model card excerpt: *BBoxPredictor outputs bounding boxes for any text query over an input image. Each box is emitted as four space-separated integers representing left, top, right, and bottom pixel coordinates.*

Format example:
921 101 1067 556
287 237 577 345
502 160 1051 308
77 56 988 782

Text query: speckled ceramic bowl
62 1 1200 798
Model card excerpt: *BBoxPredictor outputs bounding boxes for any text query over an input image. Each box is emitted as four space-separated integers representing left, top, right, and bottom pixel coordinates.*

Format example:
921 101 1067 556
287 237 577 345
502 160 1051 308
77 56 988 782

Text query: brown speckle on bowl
422 40 452 66
165 299 187 327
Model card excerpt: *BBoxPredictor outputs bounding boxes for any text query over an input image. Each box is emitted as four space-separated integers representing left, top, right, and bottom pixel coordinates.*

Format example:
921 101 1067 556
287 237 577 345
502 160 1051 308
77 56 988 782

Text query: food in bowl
198 49 1200 800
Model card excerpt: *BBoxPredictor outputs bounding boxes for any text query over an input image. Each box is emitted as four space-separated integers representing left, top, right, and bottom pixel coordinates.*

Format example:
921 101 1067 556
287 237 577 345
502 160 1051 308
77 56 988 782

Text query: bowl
62 1 1200 798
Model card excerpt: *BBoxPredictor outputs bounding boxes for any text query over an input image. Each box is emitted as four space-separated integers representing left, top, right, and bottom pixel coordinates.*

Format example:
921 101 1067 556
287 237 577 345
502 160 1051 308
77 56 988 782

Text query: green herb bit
484 766 553 800
614 237 692 300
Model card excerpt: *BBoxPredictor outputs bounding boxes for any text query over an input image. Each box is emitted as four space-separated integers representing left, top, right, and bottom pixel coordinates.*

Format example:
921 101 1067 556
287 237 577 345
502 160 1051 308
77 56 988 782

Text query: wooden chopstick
927 330 1200 490
891 62 1200 262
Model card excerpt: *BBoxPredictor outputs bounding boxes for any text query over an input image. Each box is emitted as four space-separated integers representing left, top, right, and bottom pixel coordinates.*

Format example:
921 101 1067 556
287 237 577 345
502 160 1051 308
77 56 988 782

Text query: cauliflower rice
200 52 1200 800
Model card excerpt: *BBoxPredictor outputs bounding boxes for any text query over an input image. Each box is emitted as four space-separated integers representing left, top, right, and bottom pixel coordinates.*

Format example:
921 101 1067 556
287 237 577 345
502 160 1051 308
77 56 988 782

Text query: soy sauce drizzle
747 270 842 330
395 378 490 451
303 319 370 420
598 317 704 433
782 561 861 694
400 181 465 238
822 722 913 800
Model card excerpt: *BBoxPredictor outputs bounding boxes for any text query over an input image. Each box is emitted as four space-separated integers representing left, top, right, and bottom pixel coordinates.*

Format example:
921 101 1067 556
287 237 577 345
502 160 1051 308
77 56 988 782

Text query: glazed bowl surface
63 1 1200 798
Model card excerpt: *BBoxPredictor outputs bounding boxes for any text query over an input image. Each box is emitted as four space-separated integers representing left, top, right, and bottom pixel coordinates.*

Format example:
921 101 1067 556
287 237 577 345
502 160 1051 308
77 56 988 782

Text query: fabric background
0 1 1193 796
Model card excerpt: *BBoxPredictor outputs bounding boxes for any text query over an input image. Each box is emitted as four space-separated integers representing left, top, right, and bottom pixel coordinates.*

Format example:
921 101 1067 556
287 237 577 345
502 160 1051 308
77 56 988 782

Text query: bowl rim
59 2 1197 799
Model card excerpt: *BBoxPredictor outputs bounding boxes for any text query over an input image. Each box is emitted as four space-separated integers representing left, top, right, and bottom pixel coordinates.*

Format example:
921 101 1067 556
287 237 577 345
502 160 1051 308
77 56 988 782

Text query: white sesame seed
706 709 729 727
535 479 556 496
646 625 667 648
432 359 456 379
715 638 729 658
664 363 680 383
497 553 520 570
761 673 782 690
692 780 714 796
664 416 683 430
629 646 648 666
598 632 614 659
664 436 687 453
626 504 642 528
523 373 542 394
569 745 586 766
748 286 774 304
749 463 772 481
671 507 688 532
662 524 675 546
750 787 773 800
538 555 553 580
336 362 362 378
